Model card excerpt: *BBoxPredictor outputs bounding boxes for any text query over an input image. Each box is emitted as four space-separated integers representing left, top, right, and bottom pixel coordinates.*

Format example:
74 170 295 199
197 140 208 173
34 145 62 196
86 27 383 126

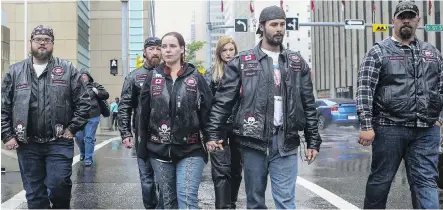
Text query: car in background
315 98 358 130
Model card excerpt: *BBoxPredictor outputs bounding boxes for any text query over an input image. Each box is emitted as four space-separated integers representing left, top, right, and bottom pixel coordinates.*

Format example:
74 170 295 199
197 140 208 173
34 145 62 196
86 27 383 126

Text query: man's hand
206 140 224 152
122 137 133 149
305 148 318 164
358 129 375 146
63 129 74 140
5 138 19 150
92 87 98 94
435 121 441 127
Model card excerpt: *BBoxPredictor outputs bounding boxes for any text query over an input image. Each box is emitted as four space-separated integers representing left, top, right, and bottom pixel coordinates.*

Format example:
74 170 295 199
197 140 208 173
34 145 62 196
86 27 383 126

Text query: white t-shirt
261 48 283 126
33 63 48 78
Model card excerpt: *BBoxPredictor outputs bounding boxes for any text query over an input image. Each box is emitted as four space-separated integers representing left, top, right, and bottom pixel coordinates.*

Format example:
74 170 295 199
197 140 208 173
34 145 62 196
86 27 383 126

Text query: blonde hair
213 36 238 82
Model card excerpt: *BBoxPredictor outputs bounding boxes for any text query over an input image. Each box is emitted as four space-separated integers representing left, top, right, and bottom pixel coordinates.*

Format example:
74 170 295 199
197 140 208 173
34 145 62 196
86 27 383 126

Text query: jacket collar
253 40 287 63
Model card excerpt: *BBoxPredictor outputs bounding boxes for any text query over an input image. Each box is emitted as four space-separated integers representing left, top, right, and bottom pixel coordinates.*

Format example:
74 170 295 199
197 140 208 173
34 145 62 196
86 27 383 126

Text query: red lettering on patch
187 133 198 144
52 79 67 85
16 83 28 89
136 74 148 81
52 67 64 76
185 77 197 87
289 54 301 62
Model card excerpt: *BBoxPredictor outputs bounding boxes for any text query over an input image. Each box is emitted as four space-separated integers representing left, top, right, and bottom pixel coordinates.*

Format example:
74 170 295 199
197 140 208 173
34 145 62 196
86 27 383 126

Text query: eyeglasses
31 38 53 44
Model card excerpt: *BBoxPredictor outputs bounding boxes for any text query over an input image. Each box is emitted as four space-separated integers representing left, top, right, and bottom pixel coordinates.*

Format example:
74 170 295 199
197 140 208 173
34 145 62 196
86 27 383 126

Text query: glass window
129 11 143 19
130 27 143 35
130 19 143 27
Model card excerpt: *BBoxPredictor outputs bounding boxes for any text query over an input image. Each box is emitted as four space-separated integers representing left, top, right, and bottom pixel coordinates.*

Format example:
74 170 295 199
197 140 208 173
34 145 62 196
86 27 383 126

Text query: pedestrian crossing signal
372 24 389 32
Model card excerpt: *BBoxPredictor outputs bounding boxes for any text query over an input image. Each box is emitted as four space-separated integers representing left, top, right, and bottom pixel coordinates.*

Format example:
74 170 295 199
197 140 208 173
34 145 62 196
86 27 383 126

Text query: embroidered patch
388 56 405 60
245 63 259 69
16 83 28 89
152 78 165 85
15 121 26 140
241 54 256 62
52 79 67 85
424 57 438 62
243 70 258 77
136 74 148 81
185 133 198 144
422 50 434 57
288 54 301 62
158 122 171 142
185 77 197 87
55 124 64 137
52 66 64 76
243 113 259 136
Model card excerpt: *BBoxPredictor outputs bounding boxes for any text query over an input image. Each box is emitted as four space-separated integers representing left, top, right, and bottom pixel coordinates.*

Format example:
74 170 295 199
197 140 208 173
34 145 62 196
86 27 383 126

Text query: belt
31 136 55 143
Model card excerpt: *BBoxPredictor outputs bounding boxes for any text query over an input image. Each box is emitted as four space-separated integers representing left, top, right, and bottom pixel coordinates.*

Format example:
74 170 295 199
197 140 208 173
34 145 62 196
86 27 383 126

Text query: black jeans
17 138 74 209
210 133 243 209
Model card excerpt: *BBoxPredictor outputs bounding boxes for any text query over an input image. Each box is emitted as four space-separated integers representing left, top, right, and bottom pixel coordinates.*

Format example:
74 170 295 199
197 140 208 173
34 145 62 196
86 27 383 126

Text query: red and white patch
241 54 256 62
422 50 433 57
289 54 301 62
52 67 64 76
152 78 165 85
185 77 197 87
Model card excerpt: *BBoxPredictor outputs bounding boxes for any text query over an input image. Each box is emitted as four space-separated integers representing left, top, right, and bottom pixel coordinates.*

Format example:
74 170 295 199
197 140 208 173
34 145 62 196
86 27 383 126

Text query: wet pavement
2 127 443 209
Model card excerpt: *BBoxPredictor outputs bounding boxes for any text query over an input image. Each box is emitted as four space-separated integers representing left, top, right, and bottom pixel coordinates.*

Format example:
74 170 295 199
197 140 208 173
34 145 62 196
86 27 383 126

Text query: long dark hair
161 32 186 63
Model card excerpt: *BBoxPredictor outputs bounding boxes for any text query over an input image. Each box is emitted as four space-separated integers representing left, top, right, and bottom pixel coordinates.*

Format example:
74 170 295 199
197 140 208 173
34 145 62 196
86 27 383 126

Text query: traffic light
136 55 144 69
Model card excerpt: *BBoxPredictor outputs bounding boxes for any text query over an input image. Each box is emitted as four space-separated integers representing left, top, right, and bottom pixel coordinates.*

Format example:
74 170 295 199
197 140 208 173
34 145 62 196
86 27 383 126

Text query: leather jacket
118 66 152 139
1 57 91 143
205 41 321 153
139 63 213 145
372 38 443 123
79 70 109 118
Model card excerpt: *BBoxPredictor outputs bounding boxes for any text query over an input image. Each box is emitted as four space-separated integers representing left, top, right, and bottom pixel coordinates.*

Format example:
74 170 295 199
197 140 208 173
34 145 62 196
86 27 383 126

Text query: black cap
393 1 419 18
144 37 161 48
256 6 286 34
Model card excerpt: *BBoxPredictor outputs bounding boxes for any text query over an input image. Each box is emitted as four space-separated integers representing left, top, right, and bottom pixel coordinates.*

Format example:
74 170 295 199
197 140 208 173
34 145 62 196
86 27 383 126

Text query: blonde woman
204 36 242 209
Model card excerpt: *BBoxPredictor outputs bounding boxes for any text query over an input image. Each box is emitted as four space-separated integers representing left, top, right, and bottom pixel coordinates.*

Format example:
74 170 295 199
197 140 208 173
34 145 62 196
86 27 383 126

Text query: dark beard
31 48 52 60
264 31 283 46
399 26 412 40
144 57 161 69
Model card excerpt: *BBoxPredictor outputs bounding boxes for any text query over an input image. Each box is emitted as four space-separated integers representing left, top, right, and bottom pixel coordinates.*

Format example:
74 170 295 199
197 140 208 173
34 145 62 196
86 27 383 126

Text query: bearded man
1 25 91 209
117 37 163 209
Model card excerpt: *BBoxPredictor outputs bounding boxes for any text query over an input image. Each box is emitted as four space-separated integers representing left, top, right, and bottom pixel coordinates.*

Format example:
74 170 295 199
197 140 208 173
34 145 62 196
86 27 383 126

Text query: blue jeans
364 125 440 209
241 135 298 209
149 156 205 209
75 116 100 164
17 138 74 209
137 158 162 209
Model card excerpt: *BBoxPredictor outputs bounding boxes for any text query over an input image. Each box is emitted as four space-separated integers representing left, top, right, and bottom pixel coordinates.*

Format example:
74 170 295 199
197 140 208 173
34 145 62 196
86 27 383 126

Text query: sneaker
85 161 93 167
80 155 85 161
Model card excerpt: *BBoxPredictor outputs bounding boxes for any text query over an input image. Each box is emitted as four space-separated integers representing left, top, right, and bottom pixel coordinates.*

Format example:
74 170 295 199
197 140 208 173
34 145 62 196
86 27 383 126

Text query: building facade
2 0 153 101
2 1 86 67
2 9 10 78
311 0 443 99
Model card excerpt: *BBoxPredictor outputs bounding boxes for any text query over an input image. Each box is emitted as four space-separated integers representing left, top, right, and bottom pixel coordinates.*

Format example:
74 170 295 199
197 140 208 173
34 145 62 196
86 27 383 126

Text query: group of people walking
2 1 443 209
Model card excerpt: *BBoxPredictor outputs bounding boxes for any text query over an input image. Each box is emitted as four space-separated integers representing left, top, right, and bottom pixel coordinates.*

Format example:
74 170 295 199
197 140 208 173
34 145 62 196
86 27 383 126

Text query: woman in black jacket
138 32 213 209
204 36 243 209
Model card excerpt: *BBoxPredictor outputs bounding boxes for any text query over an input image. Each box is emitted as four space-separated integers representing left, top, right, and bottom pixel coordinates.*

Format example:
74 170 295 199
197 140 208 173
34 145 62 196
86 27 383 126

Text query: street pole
121 0 129 79
24 0 27 58
206 0 212 69
209 22 427 30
